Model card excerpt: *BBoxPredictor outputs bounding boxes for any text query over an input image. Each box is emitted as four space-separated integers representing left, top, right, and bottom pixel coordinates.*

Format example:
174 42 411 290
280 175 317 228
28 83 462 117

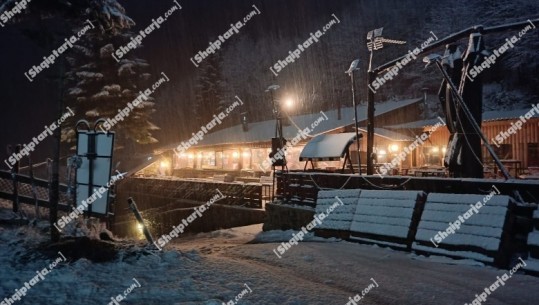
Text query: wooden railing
0 170 71 211
275 171 539 207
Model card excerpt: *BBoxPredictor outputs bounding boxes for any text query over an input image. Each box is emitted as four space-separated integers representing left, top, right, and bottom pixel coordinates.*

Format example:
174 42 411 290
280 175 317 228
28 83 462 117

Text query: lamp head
345 59 360 74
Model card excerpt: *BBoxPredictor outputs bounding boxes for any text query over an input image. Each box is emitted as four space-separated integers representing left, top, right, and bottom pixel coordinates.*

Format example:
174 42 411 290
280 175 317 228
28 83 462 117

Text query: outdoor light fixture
160 160 170 169
242 151 251 158
442 146 447 154
232 151 239 158
378 149 387 155
422 53 443 67
188 153 194 159
389 144 399 153
432 146 440 153
284 97 294 110
136 223 144 233
346 58 362 175
346 59 360 74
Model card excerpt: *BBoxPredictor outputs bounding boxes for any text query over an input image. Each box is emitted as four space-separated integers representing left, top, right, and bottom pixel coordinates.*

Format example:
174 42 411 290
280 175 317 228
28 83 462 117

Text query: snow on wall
350 190 426 240
412 244 494 263
413 193 511 262
523 259 539 272
315 189 361 231
528 231 539 247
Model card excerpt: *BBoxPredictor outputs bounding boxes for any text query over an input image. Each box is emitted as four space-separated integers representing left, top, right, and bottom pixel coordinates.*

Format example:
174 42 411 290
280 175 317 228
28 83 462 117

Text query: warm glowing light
232 151 239 158
378 149 387 155
431 146 440 153
389 144 399 153
179 152 187 158
188 153 194 159
160 160 170 168
442 146 447 154
284 97 294 110
136 223 144 232
242 151 251 158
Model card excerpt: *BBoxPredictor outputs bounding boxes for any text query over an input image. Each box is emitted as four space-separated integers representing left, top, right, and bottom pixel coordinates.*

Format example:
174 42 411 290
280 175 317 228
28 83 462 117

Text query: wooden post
11 145 21 213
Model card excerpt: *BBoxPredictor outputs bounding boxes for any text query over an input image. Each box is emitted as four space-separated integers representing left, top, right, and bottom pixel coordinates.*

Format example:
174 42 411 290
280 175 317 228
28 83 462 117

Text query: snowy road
1 223 538 305
169 226 539 305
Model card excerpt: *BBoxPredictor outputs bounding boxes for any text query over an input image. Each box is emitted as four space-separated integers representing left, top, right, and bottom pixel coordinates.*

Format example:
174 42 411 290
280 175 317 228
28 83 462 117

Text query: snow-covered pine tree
62 30 160 148
193 54 228 126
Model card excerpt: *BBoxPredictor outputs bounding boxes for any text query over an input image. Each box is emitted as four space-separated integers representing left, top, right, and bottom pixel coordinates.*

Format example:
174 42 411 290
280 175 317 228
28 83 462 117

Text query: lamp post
346 59 362 175
366 27 406 175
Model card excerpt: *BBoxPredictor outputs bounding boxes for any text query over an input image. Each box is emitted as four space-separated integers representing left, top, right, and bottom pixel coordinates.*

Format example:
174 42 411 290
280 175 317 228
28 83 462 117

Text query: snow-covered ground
1 214 538 305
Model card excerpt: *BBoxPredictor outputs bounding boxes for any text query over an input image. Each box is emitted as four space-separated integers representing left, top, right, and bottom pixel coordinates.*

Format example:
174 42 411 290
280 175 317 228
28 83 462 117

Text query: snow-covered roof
385 108 539 129
483 109 539 122
299 133 358 161
384 118 443 129
163 98 421 150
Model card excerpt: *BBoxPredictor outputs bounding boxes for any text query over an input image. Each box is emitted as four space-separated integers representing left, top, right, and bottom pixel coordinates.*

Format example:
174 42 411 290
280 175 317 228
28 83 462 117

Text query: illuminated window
223 150 240 170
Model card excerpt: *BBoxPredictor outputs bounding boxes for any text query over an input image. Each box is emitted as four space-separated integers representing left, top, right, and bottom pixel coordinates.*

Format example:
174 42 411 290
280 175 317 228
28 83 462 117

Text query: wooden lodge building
136 99 539 179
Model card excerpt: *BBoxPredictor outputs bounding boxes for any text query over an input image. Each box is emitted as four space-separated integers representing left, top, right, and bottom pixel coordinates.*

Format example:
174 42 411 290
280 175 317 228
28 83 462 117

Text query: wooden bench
314 189 362 240
314 189 426 248
413 193 514 266
349 190 426 250
524 209 539 273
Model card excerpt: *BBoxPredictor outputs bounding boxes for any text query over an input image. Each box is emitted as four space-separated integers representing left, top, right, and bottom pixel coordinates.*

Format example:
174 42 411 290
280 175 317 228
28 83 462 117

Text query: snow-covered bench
349 190 427 249
314 189 426 247
413 193 514 265
313 189 361 239
523 209 539 273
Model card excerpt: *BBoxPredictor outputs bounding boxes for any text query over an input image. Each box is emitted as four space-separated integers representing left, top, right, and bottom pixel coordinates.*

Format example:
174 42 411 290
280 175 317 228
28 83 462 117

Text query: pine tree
193 54 227 126
62 30 160 147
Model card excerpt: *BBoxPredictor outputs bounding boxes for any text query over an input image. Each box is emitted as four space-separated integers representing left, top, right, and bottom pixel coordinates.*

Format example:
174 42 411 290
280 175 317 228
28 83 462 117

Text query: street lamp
284 97 294 110
346 59 362 175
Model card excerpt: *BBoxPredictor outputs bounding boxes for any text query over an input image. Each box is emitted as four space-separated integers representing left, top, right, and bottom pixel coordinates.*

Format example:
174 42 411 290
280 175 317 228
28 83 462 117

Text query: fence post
127 197 156 246
10 145 21 213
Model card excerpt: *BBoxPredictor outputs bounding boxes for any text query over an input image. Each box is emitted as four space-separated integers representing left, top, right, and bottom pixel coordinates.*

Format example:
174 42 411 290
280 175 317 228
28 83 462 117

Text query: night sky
1 0 537 170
